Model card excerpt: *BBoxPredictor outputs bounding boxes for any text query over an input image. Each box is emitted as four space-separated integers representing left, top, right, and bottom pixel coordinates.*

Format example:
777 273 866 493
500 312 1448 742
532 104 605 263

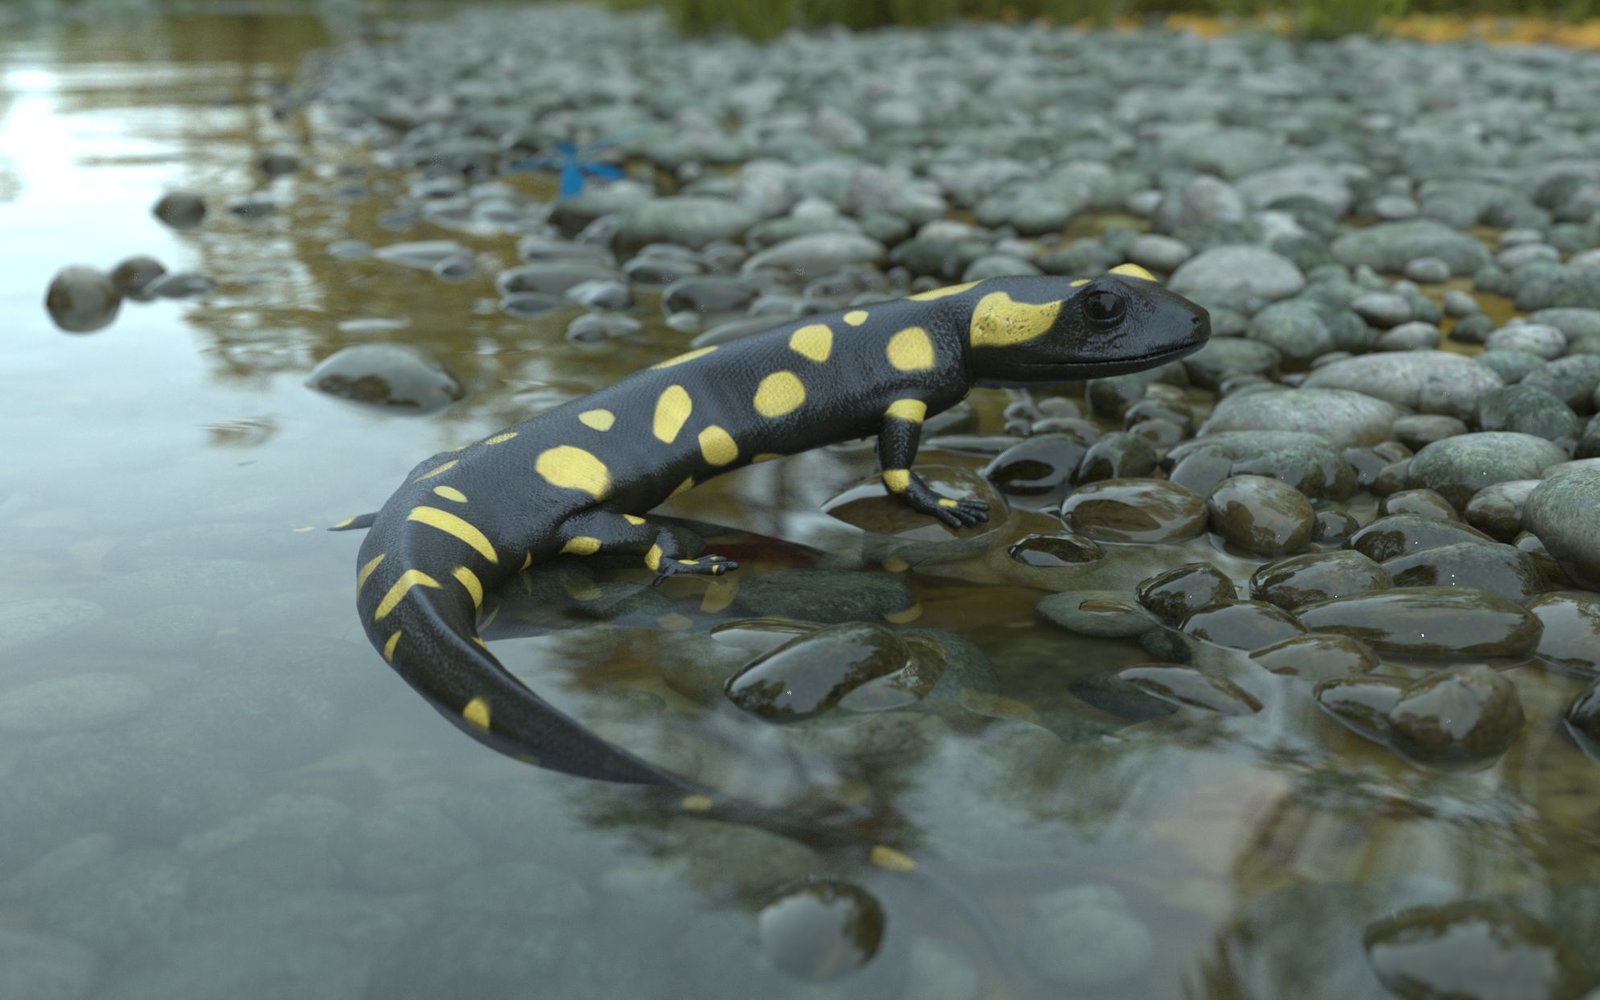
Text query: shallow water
2 7 1599 1000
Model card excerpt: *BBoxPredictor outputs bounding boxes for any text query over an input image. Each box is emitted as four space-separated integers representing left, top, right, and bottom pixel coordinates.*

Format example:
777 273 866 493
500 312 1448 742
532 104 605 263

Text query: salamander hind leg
555 511 738 583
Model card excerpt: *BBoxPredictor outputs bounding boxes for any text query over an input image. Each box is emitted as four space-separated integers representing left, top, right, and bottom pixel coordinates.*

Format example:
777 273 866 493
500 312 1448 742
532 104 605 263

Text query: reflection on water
1 6 1599 1000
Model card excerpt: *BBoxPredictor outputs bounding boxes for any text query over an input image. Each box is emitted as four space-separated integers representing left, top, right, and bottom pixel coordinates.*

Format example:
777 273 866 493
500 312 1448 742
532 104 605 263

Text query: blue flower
510 136 630 198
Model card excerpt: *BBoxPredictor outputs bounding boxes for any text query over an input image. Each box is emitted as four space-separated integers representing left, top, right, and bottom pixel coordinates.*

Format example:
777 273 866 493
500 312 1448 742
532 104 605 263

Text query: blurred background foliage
604 0 1600 39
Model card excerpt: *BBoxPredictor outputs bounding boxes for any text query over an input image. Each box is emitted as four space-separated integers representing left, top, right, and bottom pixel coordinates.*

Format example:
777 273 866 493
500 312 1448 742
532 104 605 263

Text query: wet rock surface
1059 479 1207 544
1382 541 1547 605
1251 551 1390 610
1298 586 1544 658
304 345 464 412
1406 433 1569 509
1206 475 1315 556
723 623 911 721
1363 902 1589 999
1528 591 1600 674
1317 665 1525 766
1182 600 1306 650
44 266 121 333
1137 562 1236 624
1523 466 1600 590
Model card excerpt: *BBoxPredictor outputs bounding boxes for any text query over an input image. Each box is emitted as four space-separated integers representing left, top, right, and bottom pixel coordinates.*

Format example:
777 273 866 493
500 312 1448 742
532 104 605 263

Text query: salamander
337 264 1209 791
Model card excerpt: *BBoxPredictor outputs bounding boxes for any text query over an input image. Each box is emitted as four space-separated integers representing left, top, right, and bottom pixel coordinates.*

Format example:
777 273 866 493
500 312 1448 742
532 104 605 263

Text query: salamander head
965 264 1210 386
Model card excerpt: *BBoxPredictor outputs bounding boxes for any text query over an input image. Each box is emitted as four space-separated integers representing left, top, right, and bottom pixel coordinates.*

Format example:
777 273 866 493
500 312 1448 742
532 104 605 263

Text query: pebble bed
20 4 1600 999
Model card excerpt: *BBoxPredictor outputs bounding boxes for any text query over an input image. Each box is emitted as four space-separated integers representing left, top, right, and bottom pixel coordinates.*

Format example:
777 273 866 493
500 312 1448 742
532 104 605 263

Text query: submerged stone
1007 532 1103 567
1298 586 1543 657
1117 665 1261 714
757 879 885 982
1567 680 1600 760
1527 591 1600 674
983 434 1088 497
1037 591 1158 639
1250 633 1378 681
1136 562 1236 625
1059 479 1207 543
1021 883 1154 987
1363 902 1587 999
44 266 120 334
1251 550 1390 610
1181 600 1306 650
1318 666 1524 766
724 623 908 722
305 344 464 412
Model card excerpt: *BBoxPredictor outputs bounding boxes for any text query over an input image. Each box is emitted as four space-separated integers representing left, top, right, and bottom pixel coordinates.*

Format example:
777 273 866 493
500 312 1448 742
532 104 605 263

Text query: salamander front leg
556 511 738 583
877 398 989 529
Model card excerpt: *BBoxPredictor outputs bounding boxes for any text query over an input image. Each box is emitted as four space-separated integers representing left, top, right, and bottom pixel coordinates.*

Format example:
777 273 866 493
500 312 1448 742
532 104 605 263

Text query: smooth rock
1364 902 1586 997
724 623 909 722
1250 633 1378 681
1181 600 1307 650
305 345 464 412
1059 479 1207 543
1136 562 1236 625
1250 550 1390 610
1475 384 1582 443
0 673 153 733
1298 586 1543 657
1528 591 1600 674
1522 465 1600 589
1169 245 1305 301
1207 474 1315 556
1348 513 1495 562
1007 533 1104 567
1037 592 1157 639
1406 432 1569 509
1383 541 1547 605
1464 479 1540 541
1302 351 1503 421
1200 388 1400 449
1118 665 1261 714
44 266 120 333
1380 488 1459 521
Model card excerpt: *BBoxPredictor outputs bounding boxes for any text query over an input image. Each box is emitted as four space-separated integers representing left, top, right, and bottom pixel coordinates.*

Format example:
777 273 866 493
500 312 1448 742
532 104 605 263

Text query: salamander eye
1082 289 1126 327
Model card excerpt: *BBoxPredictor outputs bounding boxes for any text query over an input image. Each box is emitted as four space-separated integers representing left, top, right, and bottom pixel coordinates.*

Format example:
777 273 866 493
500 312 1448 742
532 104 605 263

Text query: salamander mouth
1006 336 1209 379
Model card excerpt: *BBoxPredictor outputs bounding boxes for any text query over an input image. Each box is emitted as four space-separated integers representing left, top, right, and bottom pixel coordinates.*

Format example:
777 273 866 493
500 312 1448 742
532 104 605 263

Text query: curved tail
355 533 686 787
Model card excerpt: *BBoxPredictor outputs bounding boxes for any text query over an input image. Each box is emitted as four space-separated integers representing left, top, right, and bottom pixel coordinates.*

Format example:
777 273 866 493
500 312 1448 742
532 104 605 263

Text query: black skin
339 271 1210 787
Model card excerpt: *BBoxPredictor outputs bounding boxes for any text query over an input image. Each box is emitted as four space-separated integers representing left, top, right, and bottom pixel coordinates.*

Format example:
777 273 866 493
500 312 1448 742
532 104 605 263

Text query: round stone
1406 432 1570 509
1331 219 1490 276
1206 475 1315 557
1522 465 1600 589
1074 432 1159 484
1169 246 1306 301
1136 562 1236 625
1475 384 1582 443
1485 322 1567 359
0 673 153 733
1297 586 1543 658
1382 541 1547 605
1181 339 1282 390
1385 666 1526 765
1117 665 1261 715
1302 351 1503 421
1036 592 1158 639
152 189 207 229
44 266 121 334
983 435 1089 497
1348 513 1495 562
1380 488 1459 521
1528 591 1600 674
304 345 464 412
1249 633 1378 681
1170 431 1357 500
1200 388 1401 449
1250 551 1390 610
1181 600 1307 650
1060 479 1207 543
1464 479 1540 541
109 255 167 300
723 623 908 722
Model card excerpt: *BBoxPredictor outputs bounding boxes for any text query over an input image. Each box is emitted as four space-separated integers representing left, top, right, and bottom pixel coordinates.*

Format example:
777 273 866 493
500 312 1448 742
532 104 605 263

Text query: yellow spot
969 291 1063 349
452 566 484 609
479 605 500 630
462 697 491 731
519 552 533 572
885 327 935 371
883 555 910 572
645 545 664 572
651 345 717 369
788 324 833 363
407 506 499 564
535 445 612 499
653 385 693 443
753 371 806 418
357 553 386 590
413 459 458 482
907 280 978 302
698 425 739 467
374 569 443 620
843 310 869 326
382 630 402 662
472 636 489 650
884 602 924 624
658 613 694 631
681 793 715 812
561 536 602 556
623 514 646 526
869 845 918 872
1070 278 1091 287
483 431 518 446
671 477 695 496
578 409 615 432
565 580 602 602
883 469 911 493
753 453 783 463
938 498 958 508
332 517 356 529
1109 262 1157 282
885 398 926 423
701 577 739 613
433 486 467 503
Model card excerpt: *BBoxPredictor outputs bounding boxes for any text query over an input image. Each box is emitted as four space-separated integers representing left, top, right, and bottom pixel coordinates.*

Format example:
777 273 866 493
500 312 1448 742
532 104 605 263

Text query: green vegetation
606 0 1600 40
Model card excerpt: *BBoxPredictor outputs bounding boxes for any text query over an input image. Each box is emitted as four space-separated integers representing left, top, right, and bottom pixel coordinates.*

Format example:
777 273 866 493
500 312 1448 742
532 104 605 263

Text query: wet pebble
305 344 464 412
1567 681 1600 759
1021 883 1154 987
1380 488 1458 521
109 255 167 301
1075 432 1158 483
1170 431 1356 499
1463 479 1539 541
1206 474 1315 556
1298 585 1543 657
1302 351 1502 421
152 189 206 229
1331 219 1489 276
757 879 885 981
1250 550 1390 610
565 312 641 344
1169 245 1306 301
0 673 153 733
1522 465 1600 589
1312 508 1359 545
1007 532 1103 567
1181 338 1281 390
1528 591 1600 674
733 570 913 624
1406 432 1569 509
615 196 758 253
44 266 121 333
1376 321 1440 351
1524 355 1600 413
1383 541 1547 605
983 434 1087 498
1363 902 1587 998
1475 384 1582 443
1485 322 1567 359
1060 478 1206 543
1250 633 1378 681
724 623 910 721
1037 591 1157 639
1348 513 1494 562
1200 388 1401 449
1117 665 1261 714
1182 600 1306 650
1136 562 1236 625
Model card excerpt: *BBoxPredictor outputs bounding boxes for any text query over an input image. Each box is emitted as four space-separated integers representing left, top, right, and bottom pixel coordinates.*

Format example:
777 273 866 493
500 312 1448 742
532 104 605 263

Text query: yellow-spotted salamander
336 265 1209 791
